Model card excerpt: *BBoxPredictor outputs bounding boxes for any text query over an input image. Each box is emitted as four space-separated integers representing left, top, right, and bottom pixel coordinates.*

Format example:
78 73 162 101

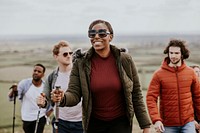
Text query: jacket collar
85 44 121 61
161 57 186 72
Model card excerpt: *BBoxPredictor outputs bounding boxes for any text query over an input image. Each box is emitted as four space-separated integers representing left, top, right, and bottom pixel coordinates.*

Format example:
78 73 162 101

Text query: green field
0 42 199 133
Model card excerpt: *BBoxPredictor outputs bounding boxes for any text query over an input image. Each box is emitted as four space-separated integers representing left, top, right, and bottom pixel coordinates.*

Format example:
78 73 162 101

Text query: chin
94 46 104 51
95 48 103 52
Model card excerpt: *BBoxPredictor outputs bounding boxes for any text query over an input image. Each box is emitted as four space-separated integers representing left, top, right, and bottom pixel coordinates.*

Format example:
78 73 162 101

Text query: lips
33 75 38 78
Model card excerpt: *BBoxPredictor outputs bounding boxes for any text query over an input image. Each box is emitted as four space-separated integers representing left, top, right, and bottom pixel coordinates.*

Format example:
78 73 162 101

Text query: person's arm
37 94 47 108
52 61 82 107
143 128 151 133
191 72 200 121
37 74 51 108
127 56 151 129
194 120 200 130
61 61 82 106
146 73 162 124
38 72 56 108
8 80 26 101
154 121 165 132
8 84 18 101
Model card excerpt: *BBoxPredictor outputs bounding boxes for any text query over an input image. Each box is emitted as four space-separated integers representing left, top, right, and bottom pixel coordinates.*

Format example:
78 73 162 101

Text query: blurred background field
0 34 200 133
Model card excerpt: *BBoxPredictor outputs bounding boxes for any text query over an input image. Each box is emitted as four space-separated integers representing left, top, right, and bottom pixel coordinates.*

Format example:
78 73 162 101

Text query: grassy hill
0 37 199 132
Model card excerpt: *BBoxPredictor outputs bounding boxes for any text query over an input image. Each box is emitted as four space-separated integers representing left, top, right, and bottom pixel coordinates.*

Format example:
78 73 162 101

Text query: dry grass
0 42 199 133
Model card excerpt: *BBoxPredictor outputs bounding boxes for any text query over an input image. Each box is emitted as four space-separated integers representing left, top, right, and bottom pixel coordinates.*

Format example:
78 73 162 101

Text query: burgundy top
90 52 126 121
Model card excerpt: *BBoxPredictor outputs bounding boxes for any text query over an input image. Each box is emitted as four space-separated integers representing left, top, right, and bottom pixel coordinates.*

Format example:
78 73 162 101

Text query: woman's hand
51 89 64 103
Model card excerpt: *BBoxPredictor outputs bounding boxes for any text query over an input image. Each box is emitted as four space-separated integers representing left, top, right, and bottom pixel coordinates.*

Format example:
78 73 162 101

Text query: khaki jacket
60 45 151 132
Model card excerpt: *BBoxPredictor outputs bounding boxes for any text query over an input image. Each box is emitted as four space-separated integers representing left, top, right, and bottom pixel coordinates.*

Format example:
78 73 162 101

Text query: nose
171 53 176 58
94 33 100 38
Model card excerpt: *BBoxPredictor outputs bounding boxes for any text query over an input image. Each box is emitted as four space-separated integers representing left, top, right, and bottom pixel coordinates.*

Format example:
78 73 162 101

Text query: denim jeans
52 117 83 133
164 121 195 133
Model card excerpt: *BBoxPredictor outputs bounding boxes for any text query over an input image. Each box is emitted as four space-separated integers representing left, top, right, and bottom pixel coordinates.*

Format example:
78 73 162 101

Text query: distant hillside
0 34 200 48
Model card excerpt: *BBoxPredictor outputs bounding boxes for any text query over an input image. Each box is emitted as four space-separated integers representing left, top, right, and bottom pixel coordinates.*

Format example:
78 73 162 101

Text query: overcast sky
0 0 200 36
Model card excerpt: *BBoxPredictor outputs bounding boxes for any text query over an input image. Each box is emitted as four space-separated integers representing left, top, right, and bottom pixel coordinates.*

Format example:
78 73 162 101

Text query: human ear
109 35 113 42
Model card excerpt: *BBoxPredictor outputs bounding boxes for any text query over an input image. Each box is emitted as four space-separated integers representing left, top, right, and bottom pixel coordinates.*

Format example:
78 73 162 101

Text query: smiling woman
49 19 151 133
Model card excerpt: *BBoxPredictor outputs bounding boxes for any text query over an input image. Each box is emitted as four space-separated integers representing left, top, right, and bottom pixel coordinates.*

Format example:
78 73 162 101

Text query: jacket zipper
175 67 181 125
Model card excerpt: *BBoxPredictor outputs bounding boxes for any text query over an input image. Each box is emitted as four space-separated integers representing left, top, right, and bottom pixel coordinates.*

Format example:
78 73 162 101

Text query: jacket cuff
152 118 162 124
60 95 66 107
140 124 151 129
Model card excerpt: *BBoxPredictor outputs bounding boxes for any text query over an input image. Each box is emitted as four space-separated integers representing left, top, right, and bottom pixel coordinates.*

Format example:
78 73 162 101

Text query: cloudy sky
0 0 200 36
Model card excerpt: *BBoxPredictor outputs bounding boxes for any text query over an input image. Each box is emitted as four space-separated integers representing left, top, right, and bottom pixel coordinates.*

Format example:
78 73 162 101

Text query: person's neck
32 80 42 87
168 60 182 67
59 64 72 73
95 49 110 58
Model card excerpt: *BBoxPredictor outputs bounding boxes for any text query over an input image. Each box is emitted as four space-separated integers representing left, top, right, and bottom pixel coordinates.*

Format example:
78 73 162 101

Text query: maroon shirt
90 53 126 121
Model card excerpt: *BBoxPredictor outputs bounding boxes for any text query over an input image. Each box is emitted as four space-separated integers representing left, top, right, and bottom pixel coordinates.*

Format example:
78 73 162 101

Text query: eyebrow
169 51 181 53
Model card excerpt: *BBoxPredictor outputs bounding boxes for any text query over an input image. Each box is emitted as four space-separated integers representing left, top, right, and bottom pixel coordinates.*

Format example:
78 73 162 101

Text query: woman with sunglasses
49 19 151 133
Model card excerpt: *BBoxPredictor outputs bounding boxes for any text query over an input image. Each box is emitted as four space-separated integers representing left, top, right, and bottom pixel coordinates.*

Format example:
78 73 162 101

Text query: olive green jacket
60 45 151 132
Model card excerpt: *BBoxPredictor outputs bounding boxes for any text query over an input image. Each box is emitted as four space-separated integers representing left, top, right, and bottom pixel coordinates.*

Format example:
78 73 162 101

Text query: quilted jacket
146 58 200 126
60 45 151 132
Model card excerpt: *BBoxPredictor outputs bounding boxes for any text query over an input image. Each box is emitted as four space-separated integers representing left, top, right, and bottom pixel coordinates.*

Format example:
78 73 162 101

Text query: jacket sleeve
9 79 31 101
60 60 82 107
126 55 151 128
146 72 162 124
17 79 27 101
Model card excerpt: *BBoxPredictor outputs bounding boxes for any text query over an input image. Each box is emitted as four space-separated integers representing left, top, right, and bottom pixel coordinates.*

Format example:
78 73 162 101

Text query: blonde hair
52 40 71 55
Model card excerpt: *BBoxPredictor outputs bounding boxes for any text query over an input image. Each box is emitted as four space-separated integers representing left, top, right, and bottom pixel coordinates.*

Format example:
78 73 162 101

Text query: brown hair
163 39 190 60
52 40 71 55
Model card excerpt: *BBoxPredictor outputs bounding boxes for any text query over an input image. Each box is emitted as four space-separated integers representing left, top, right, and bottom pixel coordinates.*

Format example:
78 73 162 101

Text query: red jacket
146 58 200 126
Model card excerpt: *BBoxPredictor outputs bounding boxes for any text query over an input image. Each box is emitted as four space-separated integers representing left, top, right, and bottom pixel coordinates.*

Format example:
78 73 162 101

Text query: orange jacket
146 59 200 126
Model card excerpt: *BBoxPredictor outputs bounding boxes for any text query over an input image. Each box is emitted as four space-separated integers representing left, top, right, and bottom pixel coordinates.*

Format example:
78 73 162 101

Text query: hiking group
8 19 200 133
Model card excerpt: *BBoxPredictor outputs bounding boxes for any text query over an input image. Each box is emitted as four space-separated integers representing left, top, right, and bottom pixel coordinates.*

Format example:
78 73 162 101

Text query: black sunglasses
88 29 110 38
62 52 73 57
